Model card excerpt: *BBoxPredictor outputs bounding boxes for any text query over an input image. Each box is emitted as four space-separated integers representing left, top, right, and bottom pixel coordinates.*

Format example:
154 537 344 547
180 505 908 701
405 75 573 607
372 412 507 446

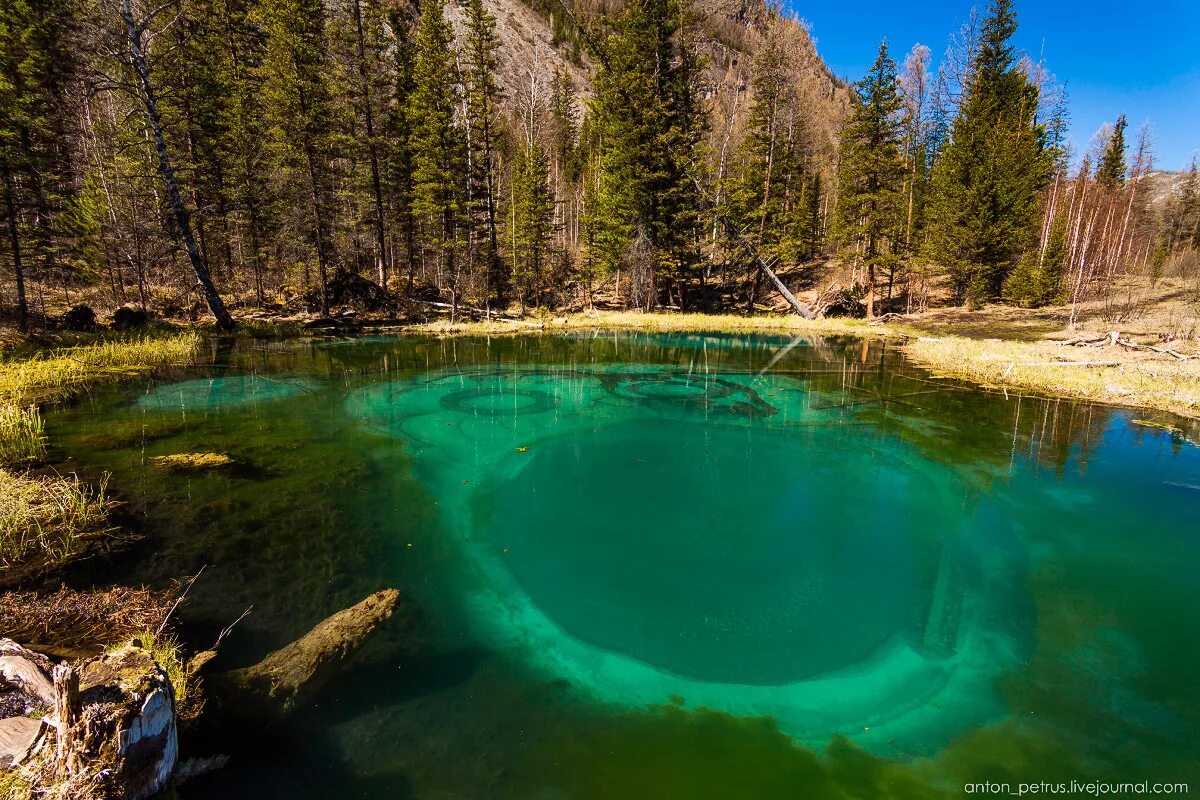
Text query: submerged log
218 588 400 714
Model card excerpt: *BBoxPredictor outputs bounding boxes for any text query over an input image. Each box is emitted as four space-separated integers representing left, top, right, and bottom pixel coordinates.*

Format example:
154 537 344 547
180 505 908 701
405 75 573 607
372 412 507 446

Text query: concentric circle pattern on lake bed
345 365 1025 748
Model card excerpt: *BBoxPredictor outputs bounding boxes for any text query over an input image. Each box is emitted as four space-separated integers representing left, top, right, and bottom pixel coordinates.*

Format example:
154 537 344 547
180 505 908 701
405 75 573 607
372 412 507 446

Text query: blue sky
796 0 1200 172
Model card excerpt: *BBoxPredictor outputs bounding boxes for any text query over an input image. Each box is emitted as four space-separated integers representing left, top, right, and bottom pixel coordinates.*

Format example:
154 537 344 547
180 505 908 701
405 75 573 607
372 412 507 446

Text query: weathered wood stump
0 638 178 799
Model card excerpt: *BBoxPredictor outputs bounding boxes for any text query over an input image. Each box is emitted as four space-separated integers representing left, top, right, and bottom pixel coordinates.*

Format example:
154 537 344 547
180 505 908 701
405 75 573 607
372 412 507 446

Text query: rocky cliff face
443 0 850 168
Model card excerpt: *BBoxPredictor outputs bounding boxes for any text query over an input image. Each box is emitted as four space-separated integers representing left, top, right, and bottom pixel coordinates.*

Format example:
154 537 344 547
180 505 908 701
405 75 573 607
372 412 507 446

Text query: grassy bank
0 331 204 583
903 335 1200 419
0 331 203 406
410 310 906 337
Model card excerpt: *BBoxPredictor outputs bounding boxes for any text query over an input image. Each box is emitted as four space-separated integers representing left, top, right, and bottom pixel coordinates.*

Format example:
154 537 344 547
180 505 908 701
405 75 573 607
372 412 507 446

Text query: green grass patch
129 629 200 720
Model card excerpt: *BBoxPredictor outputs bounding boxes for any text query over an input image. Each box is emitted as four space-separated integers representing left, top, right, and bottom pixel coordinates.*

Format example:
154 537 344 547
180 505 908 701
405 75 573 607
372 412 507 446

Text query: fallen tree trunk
215 589 400 714
1058 330 1196 360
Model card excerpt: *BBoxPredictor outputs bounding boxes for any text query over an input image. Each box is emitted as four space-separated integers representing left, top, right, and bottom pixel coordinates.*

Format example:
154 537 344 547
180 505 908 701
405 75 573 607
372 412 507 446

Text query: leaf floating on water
517 447 529 453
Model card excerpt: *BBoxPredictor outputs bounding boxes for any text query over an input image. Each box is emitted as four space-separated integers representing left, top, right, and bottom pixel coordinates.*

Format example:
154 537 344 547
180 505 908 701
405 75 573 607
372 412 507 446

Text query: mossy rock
152 452 235 473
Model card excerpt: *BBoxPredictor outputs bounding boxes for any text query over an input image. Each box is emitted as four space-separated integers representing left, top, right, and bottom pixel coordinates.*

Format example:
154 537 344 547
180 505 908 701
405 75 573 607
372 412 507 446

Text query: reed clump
0 405 45 465
0 470 116 579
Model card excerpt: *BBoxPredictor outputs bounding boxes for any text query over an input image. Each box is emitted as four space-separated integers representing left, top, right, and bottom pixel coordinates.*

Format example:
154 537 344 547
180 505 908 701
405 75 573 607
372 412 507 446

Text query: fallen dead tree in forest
1057 330 1196 361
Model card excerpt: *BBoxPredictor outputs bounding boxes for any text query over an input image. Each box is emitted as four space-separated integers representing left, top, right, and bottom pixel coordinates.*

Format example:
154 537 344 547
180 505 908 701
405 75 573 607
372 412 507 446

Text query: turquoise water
47 333 1200 798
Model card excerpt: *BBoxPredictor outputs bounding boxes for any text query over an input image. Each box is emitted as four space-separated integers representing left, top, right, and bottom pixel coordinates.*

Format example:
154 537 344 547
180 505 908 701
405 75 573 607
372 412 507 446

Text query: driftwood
0 716 45 769
1059 330 1196 361
0 640 56 707
410 297 547 326
217 589 400 714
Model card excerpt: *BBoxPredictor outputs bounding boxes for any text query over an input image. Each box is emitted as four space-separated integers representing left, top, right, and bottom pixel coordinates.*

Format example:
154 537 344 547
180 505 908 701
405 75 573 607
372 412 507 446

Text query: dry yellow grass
409 309 896 338
903 335 1200 418
0 331 203 407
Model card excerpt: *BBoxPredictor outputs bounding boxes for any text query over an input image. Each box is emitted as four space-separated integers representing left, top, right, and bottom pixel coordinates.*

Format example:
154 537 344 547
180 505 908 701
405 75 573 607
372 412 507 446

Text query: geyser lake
48 332 1200 798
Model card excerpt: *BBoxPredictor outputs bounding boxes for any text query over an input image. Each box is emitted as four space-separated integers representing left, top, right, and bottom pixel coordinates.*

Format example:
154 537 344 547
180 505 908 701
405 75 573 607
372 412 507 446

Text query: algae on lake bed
43 332 1200 799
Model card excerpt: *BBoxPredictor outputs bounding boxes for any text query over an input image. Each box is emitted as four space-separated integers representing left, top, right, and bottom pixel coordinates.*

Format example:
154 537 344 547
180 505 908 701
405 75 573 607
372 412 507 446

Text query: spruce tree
410 0 467 316
333 0 393 286
833 41 907 317
463 0 506 305
1095 114 1128 188
585 0 706 308
923 0 1052 306
260 0 340 314
161 0 241 283
511 138 555 309
208 0 275 302
0 0 77 328
1003 214 1065 307
384 5 419 292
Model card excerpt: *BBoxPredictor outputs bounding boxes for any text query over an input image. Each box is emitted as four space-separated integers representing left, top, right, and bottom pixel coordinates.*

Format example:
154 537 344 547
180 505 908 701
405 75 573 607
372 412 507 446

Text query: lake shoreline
391 310 1200 421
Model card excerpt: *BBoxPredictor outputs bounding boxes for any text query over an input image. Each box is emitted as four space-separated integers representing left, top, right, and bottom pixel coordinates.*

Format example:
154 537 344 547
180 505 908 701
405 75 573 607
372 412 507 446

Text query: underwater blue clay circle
439 387 559 416
476 419 955 685
136 374 314 410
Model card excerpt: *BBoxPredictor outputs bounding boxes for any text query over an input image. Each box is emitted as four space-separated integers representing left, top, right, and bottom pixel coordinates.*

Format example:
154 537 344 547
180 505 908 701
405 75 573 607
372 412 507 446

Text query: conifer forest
3 0 1197 328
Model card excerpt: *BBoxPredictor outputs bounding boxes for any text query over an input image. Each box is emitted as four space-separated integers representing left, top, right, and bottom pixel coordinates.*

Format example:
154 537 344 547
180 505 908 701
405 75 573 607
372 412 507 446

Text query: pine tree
463 0 506 306
1095 113 1127 188
923 0 1053 307
410 0 467 316
833 41 907 317
585 0 706 309
260 0 340 314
